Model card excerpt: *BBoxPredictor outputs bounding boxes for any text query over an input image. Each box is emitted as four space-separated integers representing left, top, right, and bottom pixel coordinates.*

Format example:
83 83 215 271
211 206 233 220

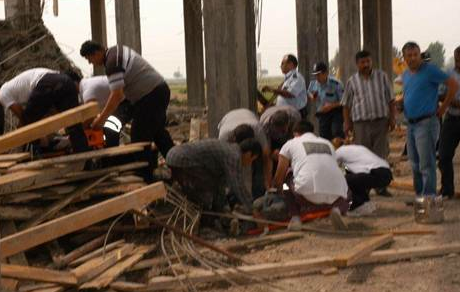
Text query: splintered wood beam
1 264 77 285
0 102 99 154
8 142 150 172
0 182 166 259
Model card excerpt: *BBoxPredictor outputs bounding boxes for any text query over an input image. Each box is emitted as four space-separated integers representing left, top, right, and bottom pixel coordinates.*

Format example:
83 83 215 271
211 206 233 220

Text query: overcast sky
1 0 458 78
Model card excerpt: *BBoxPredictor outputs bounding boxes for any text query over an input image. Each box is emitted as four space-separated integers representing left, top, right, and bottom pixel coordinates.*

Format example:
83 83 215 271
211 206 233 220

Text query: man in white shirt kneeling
333 138 393 217
272 120 349 230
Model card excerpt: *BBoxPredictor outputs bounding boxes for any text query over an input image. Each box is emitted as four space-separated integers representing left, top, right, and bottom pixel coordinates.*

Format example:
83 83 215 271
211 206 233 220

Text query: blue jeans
406 116 440 196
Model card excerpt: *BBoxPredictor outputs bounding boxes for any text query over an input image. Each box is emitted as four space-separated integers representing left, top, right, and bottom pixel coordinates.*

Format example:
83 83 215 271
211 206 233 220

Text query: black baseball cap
312 62 328 75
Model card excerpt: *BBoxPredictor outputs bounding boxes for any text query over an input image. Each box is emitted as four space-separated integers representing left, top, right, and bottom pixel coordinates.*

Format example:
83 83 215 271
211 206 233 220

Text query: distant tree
329 50 340 76
425 41 446 68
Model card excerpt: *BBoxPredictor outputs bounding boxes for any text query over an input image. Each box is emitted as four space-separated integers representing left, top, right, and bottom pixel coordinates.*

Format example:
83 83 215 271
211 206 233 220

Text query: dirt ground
205 128 460 292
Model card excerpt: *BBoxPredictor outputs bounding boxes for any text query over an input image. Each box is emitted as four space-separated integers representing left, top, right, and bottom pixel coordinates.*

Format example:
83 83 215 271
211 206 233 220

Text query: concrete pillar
90 0 107 75
363 0 393 78
4 0 41 29
183 0 205 109
115 0 142 54
337 0 360 83
202 0 257 137
379 0 393 79
296 0 328 123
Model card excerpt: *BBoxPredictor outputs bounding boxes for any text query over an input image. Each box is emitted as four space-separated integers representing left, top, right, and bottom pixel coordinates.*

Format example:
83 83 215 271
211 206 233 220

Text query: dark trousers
299 106 308 120
103 100 132 148
170 166 228 212
438 114 460 198
131 82 174 158
346 167 392 210
23 73 89 153
317 107 344 140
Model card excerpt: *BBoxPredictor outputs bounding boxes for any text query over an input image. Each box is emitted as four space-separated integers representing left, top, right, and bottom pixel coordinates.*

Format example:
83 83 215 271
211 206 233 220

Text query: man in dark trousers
79 41 174 159
0 68 89 153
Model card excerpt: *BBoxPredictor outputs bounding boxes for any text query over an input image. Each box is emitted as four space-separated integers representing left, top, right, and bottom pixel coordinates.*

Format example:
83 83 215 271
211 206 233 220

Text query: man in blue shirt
402 41 458 199
438 46 460 199
307 62 344 140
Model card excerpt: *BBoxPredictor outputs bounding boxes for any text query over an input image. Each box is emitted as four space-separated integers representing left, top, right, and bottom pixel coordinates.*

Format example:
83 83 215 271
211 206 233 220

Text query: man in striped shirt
79 41 174 159
342 50 396 159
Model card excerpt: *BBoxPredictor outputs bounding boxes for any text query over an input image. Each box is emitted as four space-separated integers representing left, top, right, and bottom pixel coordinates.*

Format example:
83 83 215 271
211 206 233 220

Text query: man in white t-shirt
0 68 89 153
78 76 132 147
218 108 272 198
333 138 393 216
272 120 348 230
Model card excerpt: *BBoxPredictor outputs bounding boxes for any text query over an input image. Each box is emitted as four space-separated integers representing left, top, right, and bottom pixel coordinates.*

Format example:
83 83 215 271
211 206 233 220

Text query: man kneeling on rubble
166 138 262 228
256 120 348 231
332 138 393 217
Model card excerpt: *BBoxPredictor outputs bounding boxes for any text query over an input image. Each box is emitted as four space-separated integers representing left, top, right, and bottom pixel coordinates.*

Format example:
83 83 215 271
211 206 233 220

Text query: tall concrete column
203 0 257 137
363 0 393 78
183 0 205 109
338 0 360 84
296 0 328 123
90 0 107 75
379 0 393 79
4 0 41 29
115 0 142 54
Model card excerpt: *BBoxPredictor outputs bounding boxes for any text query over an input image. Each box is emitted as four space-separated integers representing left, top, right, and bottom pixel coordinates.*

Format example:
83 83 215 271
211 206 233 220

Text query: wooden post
183 0 206 109
363 0 393 78
338 0 361 83
115 0 142 54
296 0 328 124
202 0 257 137
90 0 107 75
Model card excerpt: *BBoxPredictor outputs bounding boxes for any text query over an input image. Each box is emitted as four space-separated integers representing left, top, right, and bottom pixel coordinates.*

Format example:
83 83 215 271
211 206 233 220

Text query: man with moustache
341 50 396 197
402 42 458 200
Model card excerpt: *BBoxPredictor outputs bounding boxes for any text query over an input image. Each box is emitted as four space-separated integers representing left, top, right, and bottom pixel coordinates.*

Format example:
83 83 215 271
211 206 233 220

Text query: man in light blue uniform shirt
402 41 458 198
262 54 308 118
438 46 460 199
307 62 344 140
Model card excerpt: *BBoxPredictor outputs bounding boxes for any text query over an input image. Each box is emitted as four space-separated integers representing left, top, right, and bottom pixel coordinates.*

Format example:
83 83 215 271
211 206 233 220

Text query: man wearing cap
262 54 308 118
308 62 344 140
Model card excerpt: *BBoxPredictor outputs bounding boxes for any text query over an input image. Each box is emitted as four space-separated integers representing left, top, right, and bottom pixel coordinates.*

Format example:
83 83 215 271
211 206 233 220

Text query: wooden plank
357 242 460 265
0 152 30 162
334 234 394 267
113 256 335 291
0 161 17 168
80 245 153 289
0 182 166 259
21 174 112 229
55 235 106 268
0 205 45 220
1 264 77 285
20 161 148 194
0 102 99 154
112 242 460 292
0 164 82 196
9 142 150 172
69 240 125 268
73 244 134 284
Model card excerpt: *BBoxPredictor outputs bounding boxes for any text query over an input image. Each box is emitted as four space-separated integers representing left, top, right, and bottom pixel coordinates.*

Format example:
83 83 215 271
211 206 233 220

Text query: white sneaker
347 202 376 217
288 216 302 231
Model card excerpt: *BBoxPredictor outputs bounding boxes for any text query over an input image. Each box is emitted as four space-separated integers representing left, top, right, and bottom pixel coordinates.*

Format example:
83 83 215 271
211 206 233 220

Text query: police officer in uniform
308 62 345 140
